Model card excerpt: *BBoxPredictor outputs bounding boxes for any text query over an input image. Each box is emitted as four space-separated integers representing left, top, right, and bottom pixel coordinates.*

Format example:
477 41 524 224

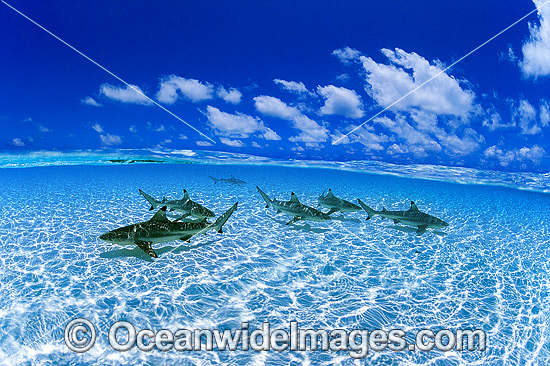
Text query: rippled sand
0 164 548 365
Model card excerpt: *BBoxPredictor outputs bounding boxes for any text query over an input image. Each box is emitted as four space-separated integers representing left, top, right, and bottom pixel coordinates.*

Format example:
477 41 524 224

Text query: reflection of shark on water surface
99 202 238 258
139 189 215 219
257 186 331 225
318 188 362 215
358 199 448 235
209 175 246 184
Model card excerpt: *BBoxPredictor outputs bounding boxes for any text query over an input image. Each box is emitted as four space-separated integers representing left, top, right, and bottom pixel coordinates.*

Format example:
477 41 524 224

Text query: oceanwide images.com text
65 319 486 358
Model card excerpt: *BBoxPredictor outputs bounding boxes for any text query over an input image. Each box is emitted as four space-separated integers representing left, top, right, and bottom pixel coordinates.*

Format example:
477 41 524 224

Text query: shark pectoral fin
393 219 401 224
149 206 155 211
135 240 158 258
286 216 302 225
276 209 281 214
326 207 339 215
416 225 427 235
169 208 174 212
218 228 223 233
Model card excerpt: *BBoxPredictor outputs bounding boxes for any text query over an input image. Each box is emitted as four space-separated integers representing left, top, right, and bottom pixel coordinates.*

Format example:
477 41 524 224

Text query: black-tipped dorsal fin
149 206 170 222
183 189 189 200
326 189 335 197
290 192 300 203
408 201 419 212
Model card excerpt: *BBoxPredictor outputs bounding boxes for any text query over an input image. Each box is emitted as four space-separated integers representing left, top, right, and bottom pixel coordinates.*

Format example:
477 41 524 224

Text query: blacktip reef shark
318 189 362 215
357 199 448 235
99 202 238 258
209 175 246 184
257 186 331 225
139 189 215 220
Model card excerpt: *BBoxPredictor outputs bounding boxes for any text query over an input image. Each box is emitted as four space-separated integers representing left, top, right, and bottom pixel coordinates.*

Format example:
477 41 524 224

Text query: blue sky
1 0 549 172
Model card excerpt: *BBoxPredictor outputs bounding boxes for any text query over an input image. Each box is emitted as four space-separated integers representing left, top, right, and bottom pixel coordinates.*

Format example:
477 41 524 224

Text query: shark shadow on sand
384 224 448 236
99 238 219 261
269 216 332 233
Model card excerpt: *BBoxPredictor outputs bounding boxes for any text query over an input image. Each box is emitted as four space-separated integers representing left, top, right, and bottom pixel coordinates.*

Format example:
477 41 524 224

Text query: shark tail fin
213 202 238 234
256 186 272 208
357 199 378 220
139 189 159 211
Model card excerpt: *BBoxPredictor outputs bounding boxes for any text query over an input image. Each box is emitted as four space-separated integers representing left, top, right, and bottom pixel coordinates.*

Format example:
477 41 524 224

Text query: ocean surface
0 150 549 365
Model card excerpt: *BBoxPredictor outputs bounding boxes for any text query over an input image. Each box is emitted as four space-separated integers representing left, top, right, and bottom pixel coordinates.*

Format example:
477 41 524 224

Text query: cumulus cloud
100 83 152 105
205 106 280 140
482 109 515 131
274 79 313 97
515 99 540 135
217 87 242 104
254 95 329 144
91 123 104 133
359 48 475 117
484 145 545 167
196 141 213 147
520 0 550 78
334 125 389 151
81 96 102 106
100 133 122 146
157 76 214 104
317 85 364 119
220 137 245 147
11 138 25 147
332 46 362 64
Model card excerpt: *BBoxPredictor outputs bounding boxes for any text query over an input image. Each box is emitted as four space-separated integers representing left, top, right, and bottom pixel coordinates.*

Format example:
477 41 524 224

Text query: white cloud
338 125 389 151
273 79 313 96
482 109 515 131
520 0 550 78
251 141 261 148
129 125 137 133
92 123 104 133
157 75 214 104
359 48 475 117
220 138 245 147
317 85 364 119
367 110 482 157
515 99 540 135
332 46 362 64
217 87 242 104
196 140 213 147
100 134 122 146
38 125 50 132
253 95 329 143
11 138 25 147
81 96 102 107
540 100 550 127
484 145 545 167
205 106 280 140
100 83 152 105
254 95 301 120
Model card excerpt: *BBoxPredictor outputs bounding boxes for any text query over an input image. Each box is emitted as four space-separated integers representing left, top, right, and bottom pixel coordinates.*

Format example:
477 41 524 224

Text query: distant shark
357 199 448 235
257 186 331 225
209 175 246 184
139 189 215 219
318 189 362 215
99 202 238 258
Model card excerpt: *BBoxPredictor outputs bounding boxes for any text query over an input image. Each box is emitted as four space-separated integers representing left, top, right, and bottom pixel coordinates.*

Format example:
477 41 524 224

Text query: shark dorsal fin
150 206 170 222
408 201 419 212
183 189 189 200
326 189 335 197
290 192 300 204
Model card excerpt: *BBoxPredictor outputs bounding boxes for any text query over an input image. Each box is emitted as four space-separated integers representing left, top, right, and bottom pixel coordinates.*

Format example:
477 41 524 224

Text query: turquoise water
0 153 549 365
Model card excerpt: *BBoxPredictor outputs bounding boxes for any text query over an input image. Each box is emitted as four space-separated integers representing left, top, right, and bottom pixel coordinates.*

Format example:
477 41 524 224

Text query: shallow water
0 162 549 365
